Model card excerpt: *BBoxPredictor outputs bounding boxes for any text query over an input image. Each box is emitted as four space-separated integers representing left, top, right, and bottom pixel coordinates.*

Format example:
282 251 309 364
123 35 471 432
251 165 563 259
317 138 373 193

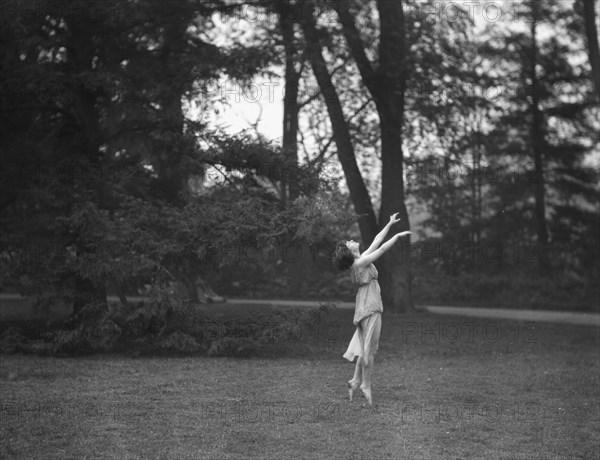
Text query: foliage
0 0 341 323
412 265 599 311
0 299 339 357
404 0 599 283
1 0 598 339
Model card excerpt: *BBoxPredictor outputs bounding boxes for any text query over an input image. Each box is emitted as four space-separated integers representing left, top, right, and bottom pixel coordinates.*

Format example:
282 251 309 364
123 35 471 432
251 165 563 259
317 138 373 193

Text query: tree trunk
155 15 188 204
279 1 301 204
582 0 600 99
377 110 412 311
277 1 308 297
472 134 482 244
376 0 412 312
334 0 413 311
529 5 550 274
68 19 108 317
299 1 378 243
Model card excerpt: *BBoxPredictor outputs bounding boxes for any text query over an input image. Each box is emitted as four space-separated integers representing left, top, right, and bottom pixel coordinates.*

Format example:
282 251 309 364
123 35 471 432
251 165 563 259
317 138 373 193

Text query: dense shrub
0 293 339 356
0 327 23 354
205 303 336 357
412 269 599 311
159 331 202 353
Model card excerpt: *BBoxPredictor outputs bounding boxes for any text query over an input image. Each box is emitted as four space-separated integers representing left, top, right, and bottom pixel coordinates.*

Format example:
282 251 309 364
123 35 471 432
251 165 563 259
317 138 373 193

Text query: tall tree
481 0 599 276
529 2 550 273
0 0 282 320
298 0 379 246
305 0 411 310
278 0 303 204
581 0 600 98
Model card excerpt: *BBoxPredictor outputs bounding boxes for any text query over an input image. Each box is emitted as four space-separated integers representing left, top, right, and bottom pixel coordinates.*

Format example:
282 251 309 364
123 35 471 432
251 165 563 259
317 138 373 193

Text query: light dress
343 262 383 362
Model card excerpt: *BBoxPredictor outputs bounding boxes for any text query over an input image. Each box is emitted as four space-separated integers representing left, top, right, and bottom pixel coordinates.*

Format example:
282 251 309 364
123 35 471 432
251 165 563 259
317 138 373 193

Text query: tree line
1 0 598 322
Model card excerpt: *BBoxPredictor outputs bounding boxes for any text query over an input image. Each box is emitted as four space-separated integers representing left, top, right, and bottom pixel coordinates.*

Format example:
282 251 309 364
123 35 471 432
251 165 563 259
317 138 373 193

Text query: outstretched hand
394 231 412 238
389 212 401 225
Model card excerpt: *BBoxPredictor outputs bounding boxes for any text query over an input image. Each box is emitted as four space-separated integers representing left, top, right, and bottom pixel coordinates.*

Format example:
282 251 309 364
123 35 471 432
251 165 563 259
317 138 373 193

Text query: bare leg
359 314 381 406
348 356 363 401
352 356 363 383
359 354 374 406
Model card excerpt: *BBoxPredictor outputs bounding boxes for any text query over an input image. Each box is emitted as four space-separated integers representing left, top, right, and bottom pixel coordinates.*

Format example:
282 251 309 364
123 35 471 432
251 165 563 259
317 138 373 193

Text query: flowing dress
343 263 383 361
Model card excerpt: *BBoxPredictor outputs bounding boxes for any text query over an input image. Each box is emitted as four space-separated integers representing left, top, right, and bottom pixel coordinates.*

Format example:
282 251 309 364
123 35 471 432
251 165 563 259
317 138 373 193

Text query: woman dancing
334 213 411 406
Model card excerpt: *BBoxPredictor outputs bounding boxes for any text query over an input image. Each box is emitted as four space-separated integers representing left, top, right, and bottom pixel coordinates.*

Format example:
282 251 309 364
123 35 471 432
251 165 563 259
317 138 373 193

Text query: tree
401 0 494 272
295 0 415 311
330 0 414 310
528 1 551 273
0 0 302 322
580 0 600 99
277 0 303 204
298 0 379 242
481 0 599 277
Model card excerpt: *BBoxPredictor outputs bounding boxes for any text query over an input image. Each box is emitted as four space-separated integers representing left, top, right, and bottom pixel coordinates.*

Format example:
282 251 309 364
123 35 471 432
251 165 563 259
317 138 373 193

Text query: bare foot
348 380 360 402
359 386 372 406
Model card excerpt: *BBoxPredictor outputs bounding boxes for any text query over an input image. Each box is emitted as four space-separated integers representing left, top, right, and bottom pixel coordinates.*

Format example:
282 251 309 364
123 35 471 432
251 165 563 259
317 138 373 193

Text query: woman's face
345 240 360 253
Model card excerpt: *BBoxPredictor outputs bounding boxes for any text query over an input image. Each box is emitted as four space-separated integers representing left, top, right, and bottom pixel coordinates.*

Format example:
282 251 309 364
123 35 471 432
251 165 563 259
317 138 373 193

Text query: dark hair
334 240 355 271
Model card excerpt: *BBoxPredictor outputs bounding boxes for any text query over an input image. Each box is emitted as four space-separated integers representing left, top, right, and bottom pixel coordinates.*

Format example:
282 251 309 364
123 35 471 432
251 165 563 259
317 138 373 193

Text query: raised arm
363 213 401 256
355 230 412 268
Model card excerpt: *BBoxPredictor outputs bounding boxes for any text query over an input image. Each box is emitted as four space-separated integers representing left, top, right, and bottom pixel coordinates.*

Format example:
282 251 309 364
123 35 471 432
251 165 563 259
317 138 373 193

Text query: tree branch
309 96 374 167
332 0 377 87
298 57 351 107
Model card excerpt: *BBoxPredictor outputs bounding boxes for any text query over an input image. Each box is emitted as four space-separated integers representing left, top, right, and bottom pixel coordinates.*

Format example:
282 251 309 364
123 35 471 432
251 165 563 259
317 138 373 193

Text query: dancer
334 213 411 406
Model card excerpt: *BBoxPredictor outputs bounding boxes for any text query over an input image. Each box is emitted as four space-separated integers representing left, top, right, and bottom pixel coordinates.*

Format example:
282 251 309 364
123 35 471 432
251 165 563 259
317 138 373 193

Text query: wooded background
1 0 599 322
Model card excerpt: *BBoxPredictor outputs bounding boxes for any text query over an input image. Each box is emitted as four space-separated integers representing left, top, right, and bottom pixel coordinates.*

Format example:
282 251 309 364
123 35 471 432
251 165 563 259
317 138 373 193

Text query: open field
1 307 599 459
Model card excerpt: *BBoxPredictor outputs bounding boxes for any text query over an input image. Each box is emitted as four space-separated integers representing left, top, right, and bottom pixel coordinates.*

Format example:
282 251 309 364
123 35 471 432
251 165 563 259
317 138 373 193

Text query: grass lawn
1 307 599 459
